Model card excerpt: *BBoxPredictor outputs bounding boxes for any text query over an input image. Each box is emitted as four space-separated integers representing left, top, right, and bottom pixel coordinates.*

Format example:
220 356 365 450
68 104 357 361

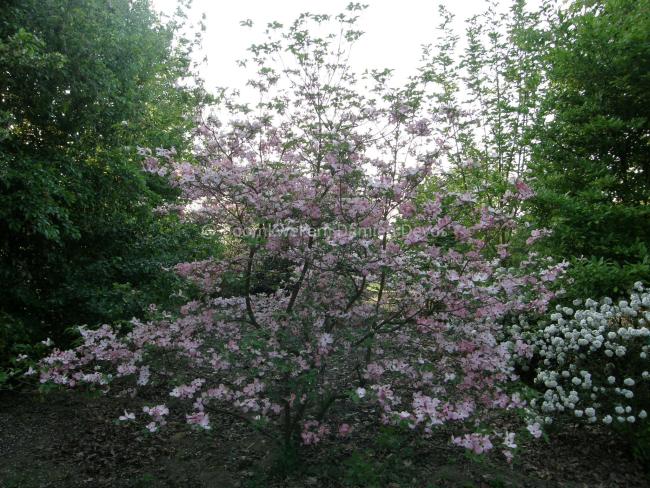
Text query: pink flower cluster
451 433 494 454
143 404 169 432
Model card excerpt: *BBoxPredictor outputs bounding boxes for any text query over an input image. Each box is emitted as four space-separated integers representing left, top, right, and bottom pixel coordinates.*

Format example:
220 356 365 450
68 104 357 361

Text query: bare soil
0 390 647 488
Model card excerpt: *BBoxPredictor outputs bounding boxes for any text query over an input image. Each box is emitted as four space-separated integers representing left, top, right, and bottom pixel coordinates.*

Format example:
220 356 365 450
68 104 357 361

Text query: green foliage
417 0 549 213
133 473 159 488
561 256 650 302
628 422 650 469
417 0 649 300
341 426 418 487
342 451 382 487
529 0 650 299
0 0 213 377
0 311 58 389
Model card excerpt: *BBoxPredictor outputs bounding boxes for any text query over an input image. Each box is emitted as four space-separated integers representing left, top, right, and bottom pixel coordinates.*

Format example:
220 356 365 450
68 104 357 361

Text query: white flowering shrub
512 282 650 428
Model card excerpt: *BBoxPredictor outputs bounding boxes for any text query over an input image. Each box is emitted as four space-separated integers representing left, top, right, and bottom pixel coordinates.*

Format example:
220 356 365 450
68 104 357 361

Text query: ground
0 390 647 488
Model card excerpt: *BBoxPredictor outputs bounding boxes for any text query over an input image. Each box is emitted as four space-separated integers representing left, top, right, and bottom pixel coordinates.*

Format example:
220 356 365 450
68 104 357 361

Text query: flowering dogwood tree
40 6 565 456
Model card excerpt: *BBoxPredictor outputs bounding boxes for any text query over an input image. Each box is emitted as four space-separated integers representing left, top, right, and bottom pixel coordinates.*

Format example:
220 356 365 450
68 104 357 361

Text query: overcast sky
151 0 538 97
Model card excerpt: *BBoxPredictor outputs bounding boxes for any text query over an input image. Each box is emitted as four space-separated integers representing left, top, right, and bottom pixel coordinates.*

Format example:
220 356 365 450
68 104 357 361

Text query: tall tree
0 0 212 364
529 0 650 299
414 1 549 248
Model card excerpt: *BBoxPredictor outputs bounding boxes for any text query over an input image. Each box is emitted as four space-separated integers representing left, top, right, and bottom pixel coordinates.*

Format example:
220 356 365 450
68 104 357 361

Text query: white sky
151 0 538 98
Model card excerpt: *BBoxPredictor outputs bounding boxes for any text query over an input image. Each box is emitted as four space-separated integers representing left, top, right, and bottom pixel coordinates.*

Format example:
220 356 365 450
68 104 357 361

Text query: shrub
513 283 649 428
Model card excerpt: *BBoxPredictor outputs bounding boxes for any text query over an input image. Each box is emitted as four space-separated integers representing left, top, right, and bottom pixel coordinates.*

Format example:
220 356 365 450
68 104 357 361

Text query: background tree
529 0 650 300
421 2 548 194
412 0 550 252
0 0 216 376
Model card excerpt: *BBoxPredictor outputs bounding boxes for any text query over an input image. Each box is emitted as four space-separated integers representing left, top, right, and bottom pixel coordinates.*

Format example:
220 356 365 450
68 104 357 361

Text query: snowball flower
355 387 366 399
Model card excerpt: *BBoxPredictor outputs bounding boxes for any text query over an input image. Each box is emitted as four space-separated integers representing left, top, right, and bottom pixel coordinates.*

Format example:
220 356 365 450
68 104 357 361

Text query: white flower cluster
512 282 649 427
